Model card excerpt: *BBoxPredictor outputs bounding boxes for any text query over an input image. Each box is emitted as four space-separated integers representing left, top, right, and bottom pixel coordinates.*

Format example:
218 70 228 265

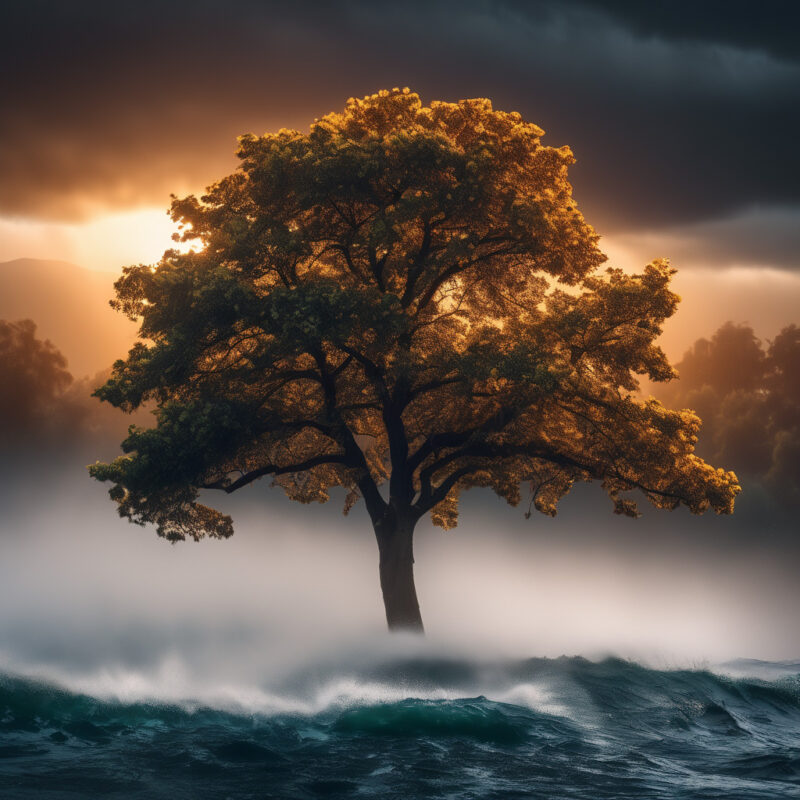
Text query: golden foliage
92 89 740 539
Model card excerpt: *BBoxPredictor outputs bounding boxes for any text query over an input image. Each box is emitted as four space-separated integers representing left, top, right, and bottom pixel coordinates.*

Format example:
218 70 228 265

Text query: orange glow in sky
2 201 800 364
0 207 190 272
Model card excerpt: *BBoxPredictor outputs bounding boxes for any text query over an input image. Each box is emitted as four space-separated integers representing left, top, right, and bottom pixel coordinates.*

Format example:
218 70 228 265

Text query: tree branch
407 405 517 474
312 346 388 522
203 453 352 493
401 217 434 305
411 243 516 311
406 375 463 403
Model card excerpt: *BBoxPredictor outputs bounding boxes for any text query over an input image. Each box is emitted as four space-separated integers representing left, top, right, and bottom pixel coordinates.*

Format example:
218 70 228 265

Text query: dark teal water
1 657 799 799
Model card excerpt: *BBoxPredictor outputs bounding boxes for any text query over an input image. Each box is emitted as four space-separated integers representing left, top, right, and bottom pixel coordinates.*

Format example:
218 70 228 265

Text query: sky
0 0 799 678
2 0 799 357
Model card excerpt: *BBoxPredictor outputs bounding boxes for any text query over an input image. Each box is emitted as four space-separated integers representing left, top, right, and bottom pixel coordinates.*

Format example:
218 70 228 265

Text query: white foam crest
489 682 570 718
0 651 496 717
0 648 583 720
166 678 461 717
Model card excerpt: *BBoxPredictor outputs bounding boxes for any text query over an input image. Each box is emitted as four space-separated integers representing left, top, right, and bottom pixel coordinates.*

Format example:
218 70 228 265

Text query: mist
1 438 796 713
2 294 797 711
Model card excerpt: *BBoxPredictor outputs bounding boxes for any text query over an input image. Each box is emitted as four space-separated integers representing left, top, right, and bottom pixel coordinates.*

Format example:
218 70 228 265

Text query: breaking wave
1 655 799 798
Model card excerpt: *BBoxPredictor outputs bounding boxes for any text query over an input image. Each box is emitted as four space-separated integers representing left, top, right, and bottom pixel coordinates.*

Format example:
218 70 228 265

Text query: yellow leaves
430 490 460 529
611 496 640 518
342 488 360 516
103 88 742 542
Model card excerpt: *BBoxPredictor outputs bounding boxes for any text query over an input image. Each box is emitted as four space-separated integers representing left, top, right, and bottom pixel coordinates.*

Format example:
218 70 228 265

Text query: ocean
1 655 798 799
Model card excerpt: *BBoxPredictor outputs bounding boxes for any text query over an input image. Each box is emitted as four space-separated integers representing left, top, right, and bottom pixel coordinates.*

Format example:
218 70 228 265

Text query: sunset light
0 206 192 272
1 3 797 798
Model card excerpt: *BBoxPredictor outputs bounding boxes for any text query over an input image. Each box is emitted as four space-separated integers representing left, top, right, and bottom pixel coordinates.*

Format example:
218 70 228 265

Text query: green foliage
88 397 258 539
91 89 740 540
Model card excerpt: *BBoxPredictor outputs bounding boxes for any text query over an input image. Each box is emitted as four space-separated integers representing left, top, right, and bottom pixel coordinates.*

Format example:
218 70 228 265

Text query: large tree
90 90 739 631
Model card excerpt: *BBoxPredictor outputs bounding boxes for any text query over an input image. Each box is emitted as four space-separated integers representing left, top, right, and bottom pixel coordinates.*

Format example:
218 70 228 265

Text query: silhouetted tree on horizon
660 321 800 507
0 318 82 446
0 318 145 454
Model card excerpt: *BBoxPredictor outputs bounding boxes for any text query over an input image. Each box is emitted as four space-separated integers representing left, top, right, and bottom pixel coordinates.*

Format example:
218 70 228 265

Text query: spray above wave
0 642 572 718
1 656 799 799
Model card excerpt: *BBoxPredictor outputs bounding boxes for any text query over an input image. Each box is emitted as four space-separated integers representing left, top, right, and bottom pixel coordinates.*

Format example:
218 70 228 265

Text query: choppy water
1 656 799 799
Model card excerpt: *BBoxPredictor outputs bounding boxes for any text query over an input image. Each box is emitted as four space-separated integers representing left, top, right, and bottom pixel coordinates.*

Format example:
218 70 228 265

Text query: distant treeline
657 322 800 507
0 318 144 451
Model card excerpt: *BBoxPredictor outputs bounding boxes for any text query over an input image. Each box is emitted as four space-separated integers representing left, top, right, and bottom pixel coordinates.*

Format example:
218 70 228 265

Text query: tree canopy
659 321 800 507
90 89 740 629
0 318 85 446
0 317 133 451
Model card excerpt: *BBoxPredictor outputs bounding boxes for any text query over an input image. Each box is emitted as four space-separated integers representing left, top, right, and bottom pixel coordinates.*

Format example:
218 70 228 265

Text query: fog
3 267 794 702
1 444 797 709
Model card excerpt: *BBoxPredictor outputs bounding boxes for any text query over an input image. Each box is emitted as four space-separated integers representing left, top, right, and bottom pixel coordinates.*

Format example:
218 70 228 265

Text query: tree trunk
375 517 424 632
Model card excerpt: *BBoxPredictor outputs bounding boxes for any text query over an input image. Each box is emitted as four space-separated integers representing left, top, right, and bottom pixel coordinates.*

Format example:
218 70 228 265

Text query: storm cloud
2 0 798 247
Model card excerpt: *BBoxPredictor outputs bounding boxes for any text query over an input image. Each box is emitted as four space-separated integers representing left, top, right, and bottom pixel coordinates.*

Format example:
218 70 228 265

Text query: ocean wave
1 656 799 799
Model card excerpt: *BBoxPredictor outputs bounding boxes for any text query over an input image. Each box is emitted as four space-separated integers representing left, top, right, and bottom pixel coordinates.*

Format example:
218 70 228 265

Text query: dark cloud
1 0 798 237
607 206 800 271
555 0 800 62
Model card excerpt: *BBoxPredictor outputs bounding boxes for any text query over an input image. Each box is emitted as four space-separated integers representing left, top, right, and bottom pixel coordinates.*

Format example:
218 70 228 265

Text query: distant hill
0 258 137 378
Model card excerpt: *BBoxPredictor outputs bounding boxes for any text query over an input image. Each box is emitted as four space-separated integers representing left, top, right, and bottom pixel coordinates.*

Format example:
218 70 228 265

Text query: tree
657 321 800 507
668 321 766 398
90 89 740 631
0 318 85 446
